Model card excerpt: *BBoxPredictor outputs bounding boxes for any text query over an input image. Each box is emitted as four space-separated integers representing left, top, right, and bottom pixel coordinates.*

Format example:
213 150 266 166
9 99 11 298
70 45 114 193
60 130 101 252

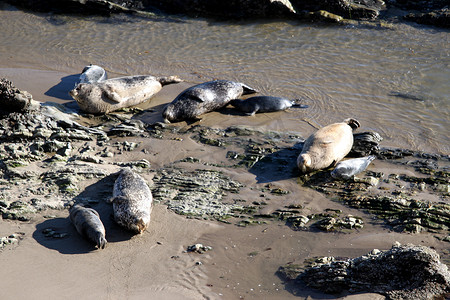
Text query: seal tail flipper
344 118 361 130
158 76 183 86
290 98 309 109
97 236 107 249
241 83 257 95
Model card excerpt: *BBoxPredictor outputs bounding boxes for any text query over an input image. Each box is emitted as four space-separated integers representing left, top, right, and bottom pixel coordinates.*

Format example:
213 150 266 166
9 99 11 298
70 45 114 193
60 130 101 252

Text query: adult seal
109 168 153 234
70 75 182 114
75 64 107 85
297 118 360 174
162 80 257 123
69 204 107 249
229 96 307 116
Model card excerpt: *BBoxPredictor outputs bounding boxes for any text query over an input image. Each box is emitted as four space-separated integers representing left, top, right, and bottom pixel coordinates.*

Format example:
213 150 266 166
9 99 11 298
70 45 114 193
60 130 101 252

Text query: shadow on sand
45 73 79 101
33 173 136 254
248 142 302 184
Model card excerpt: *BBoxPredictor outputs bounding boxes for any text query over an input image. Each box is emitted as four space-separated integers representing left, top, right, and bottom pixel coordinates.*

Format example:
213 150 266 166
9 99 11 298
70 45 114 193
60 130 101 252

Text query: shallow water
0 4 449 154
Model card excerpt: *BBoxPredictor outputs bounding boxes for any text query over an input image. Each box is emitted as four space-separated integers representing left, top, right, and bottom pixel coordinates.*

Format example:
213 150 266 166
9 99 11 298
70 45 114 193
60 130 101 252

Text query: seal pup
229 96 307 116
162 80 257 123
70 75 183 114
76 64 107 86
297 118 360 174
109 168 153 234
69 204 107 249
331 155 376 180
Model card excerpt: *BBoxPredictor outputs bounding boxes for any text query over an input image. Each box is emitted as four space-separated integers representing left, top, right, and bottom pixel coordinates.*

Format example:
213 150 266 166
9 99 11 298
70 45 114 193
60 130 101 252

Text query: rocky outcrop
0 78 35 113
3 0 449 27
279 244 450 299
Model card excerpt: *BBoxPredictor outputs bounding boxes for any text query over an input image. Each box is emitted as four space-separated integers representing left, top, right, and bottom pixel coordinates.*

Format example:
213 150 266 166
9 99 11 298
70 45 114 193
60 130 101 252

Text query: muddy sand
0 68 448 300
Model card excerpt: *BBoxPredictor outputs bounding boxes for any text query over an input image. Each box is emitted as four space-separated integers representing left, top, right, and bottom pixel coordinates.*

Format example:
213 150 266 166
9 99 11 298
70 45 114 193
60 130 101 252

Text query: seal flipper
240 83 257 95
291 99 309 109
103 85 124 103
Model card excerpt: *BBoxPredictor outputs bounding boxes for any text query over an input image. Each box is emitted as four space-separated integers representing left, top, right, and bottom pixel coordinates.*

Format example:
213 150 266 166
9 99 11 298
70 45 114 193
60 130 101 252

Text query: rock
296 244 450 298
404 8 450 28
187 243 212 253
0 78 35 113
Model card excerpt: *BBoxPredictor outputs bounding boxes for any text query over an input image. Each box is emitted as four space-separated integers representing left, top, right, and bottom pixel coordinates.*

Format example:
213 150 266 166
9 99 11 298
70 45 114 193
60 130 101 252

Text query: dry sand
0 67 448 300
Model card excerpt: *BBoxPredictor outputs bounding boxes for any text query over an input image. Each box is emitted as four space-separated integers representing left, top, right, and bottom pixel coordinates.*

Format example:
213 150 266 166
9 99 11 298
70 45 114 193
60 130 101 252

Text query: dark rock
350 131 383 157
404 8 450 28
299 244 450 298
0 78 34 113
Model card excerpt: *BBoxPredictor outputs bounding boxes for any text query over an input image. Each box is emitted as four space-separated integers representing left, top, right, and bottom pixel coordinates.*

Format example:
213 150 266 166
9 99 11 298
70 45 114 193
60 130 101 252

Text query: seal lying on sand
70 75 182 114
229 96 307 116
162 80 257 123
297 118 360 174
109 168 153 234
69 204 107 249
331 155 376 180
76 64 107 86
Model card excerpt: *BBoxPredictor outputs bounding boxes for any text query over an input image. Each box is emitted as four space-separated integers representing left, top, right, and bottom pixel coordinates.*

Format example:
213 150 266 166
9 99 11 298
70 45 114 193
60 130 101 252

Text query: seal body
162 80 257 122
110 168 153 234
69 204 107 249
297 118 360 174
229 96 295 116
70 75 182 114
331 155 376 180
76 64 107 85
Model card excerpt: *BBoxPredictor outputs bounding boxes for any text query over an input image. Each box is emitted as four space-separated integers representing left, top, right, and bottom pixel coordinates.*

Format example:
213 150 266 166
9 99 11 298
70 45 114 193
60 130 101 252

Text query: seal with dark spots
69 75 183 114
162 80 257 123
297 118 360 174
229 96 307 116
109 168 153 234
76 64 107 86
69 204 107 249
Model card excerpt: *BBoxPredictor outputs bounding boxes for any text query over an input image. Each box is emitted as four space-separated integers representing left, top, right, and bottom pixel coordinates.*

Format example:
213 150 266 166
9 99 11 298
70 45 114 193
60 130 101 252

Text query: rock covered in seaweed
281 243 450 299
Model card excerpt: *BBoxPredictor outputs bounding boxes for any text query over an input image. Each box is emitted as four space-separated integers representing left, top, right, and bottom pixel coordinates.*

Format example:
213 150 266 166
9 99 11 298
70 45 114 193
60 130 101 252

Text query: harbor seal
69 75 183 114
297 118 360 174
162 80 257 123
331 155 376 180
109 168 153 234
69 204 107 249
75 64 107 86
229 96 307 116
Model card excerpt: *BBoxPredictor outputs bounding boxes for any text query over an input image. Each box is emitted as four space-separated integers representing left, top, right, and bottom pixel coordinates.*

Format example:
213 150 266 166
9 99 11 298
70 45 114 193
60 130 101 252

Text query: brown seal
297 118 360 174
69 204 107 249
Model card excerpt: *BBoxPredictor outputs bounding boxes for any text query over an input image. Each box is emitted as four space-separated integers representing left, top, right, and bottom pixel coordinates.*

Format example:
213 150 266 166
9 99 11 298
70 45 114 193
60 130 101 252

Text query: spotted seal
69 75 182 114
229 96 307 116
109 168 153 234
69 204 107 249
162 80 257 123
76 64 107 86
297 118 360 174
331 155 376 180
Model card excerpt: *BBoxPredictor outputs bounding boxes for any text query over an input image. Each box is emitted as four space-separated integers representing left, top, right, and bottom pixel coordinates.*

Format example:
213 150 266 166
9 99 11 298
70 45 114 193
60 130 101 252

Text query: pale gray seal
297 118 360 174
69 75 182 114
331 155 376 180
69 204 107 249
162 80 257 123
109 168 153 234
229 96 307 116
76 64 107 86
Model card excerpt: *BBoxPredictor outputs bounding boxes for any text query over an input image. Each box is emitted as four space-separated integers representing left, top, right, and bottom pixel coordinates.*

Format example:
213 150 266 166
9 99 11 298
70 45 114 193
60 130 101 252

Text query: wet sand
0 66 449 300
